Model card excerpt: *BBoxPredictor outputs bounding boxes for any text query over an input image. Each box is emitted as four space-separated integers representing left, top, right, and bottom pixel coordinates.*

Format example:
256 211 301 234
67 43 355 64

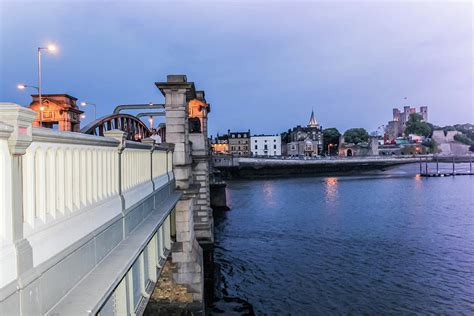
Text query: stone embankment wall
213 156 426 179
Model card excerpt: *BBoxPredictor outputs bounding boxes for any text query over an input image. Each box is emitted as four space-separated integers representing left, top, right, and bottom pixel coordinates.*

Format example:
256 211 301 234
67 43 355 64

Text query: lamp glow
47 45 57 52
17 84 26 90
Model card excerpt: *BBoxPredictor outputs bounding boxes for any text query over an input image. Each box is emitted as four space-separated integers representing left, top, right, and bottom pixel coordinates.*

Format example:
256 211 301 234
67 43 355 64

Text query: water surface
212 164 474 315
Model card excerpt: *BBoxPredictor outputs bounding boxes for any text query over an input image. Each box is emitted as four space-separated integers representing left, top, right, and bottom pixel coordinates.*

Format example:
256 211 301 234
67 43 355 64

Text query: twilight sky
0 0 472 136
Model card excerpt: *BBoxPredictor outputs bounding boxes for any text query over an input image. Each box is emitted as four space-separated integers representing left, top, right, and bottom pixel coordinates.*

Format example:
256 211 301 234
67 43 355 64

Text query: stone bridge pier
156 75 214 308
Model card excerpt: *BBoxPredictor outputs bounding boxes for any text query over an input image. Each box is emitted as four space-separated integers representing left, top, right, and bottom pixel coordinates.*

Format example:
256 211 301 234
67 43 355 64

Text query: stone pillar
0 104 36 310
188 94 214 245
155 75 204 304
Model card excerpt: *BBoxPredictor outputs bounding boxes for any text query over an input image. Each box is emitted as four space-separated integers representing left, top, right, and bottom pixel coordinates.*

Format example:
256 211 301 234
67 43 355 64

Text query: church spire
308 109 318 127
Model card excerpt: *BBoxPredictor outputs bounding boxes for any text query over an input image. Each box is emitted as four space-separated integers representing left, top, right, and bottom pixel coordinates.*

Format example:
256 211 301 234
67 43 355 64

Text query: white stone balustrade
0 103 179 315
22 128 120 233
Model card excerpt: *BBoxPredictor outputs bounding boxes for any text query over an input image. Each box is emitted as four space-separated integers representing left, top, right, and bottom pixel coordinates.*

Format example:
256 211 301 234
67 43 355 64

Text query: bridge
0 75 213 315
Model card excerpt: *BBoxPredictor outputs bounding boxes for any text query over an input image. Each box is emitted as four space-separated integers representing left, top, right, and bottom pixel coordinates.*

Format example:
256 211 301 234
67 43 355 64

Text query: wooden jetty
419 155 473 177
420 172 472 177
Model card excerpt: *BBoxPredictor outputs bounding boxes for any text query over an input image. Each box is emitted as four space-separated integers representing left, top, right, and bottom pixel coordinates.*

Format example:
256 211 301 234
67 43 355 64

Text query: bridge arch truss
80 113 152 141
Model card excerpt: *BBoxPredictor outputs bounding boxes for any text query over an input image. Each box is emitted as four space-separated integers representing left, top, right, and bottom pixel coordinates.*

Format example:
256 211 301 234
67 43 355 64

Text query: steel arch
80 113 151 141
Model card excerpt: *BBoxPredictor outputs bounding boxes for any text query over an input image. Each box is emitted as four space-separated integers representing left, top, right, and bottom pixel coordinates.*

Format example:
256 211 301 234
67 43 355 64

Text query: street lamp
37 44 57 115
80 101 97 120
148 116 153 129
17 83 39 93
327 143 333 156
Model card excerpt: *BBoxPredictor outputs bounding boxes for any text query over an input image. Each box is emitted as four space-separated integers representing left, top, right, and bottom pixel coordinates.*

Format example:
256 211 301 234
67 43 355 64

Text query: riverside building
250 134 281 157
228 129 251 156
282 110 323 157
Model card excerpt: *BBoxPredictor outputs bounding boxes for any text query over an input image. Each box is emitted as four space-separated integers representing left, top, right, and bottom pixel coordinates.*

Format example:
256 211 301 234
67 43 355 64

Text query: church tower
308 109 318 128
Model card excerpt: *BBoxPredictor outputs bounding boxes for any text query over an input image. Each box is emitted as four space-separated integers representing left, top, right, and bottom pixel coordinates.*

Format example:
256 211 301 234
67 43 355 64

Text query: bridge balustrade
0 104 179 315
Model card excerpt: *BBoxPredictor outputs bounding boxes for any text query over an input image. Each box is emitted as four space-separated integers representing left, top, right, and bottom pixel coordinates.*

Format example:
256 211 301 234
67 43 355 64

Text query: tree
404 113 432 137
280 130 291 144
422 139 439 154
323 128 341 155
454 134 472 146
343 128 369 144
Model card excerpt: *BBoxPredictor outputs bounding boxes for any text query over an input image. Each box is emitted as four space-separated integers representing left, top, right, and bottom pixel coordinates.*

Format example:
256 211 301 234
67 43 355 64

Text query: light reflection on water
324 177 339 208
262 181 276 207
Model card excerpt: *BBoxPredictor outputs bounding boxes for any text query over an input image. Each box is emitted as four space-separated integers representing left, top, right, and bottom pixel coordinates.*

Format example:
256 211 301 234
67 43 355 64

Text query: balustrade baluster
86 150 93 205
56 149 65 216
80 149 87 208
46 148 57 219
35 148 46 223
23 148 36 228
65 149 73 213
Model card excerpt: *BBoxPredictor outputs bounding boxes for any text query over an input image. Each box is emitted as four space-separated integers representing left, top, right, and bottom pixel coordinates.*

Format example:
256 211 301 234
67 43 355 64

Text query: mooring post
425 158 428 174
419 157 422 174
435 155 438 174
452 156 455 175
470 153 472 174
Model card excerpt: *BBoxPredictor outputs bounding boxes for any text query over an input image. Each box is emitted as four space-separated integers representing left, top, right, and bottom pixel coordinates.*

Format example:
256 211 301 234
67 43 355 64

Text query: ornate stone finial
0 103 37 155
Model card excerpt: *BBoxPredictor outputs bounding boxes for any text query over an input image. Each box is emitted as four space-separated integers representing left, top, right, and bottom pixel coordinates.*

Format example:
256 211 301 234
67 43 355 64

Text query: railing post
104 130 127 212
142 138 156 191
0 103 36 283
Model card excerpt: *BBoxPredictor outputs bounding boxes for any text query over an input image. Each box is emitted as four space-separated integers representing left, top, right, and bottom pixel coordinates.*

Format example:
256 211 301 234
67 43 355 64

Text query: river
210 163 474 315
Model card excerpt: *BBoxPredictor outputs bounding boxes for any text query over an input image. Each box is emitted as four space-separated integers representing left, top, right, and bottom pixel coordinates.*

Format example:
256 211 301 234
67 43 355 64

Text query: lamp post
18 84 42 125
40 106 45 127
80 101 97 120
37 45 56 114
17 83 39 93
327 143 333 156
148 116 153 129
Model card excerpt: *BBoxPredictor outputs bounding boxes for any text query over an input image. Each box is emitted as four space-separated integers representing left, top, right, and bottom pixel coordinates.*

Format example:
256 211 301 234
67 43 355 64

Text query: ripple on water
212 170 474 315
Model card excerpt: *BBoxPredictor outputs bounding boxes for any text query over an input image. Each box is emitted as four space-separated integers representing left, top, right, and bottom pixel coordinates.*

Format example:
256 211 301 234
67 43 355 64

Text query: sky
0 0 472 136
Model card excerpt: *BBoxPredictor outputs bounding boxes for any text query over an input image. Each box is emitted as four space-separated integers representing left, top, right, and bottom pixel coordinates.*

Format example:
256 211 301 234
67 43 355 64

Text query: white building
251 134 281 156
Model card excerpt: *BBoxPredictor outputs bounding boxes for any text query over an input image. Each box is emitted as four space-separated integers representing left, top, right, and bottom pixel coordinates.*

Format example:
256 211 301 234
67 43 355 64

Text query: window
255 145 257 149
264 140 267 143
264 144 268 150
274 139 276 142
274 145 276 149
255 140 257 143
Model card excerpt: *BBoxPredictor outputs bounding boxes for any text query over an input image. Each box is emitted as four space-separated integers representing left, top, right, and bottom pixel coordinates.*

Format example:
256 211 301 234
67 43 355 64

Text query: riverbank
214 156 424 179
215 157 472 179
